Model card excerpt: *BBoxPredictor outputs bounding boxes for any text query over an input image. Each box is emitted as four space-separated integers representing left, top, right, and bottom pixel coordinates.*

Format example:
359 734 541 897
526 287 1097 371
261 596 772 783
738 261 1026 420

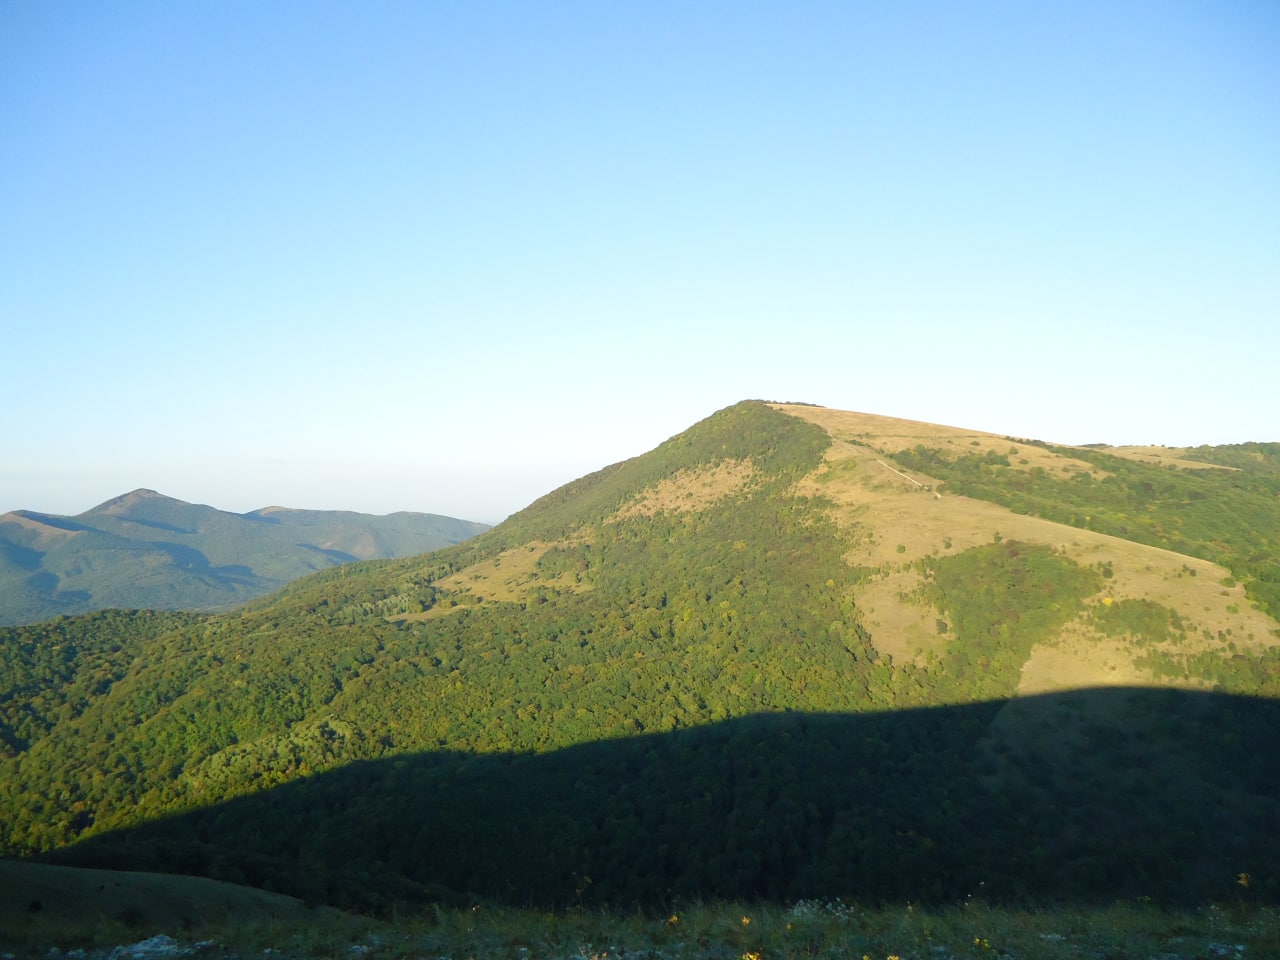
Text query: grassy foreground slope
5 861 1279 960
0 859 345 947
1 401 1277 913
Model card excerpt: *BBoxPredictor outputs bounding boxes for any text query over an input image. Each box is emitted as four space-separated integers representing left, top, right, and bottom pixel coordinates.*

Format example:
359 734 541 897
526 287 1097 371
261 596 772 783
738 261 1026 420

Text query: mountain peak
92 488 179 512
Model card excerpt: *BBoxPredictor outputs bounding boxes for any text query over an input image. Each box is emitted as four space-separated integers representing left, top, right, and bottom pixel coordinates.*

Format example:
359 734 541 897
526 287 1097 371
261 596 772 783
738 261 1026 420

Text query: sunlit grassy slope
774 402 1280 686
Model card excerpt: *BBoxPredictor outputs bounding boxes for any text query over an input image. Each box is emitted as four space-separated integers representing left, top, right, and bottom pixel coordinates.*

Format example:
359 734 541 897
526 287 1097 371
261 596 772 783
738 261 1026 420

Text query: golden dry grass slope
771 403 1280 696
405 461 760 615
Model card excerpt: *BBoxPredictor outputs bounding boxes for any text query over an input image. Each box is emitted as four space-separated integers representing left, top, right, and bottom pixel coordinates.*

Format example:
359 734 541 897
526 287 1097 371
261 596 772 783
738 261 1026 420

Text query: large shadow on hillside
46 689 1280 913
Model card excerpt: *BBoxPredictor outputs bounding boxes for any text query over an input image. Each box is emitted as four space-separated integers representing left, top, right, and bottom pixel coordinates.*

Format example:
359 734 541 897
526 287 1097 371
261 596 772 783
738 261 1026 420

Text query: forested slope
1 400 1277 911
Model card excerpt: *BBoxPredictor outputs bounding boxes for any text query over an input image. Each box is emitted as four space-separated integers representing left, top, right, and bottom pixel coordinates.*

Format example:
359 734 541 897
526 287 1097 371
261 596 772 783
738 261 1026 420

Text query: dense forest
2 401 1278 913
49 691 1280 913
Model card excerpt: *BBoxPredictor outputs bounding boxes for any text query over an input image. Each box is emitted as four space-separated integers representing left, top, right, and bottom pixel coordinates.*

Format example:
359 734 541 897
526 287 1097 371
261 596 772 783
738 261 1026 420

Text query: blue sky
3 1 1277 523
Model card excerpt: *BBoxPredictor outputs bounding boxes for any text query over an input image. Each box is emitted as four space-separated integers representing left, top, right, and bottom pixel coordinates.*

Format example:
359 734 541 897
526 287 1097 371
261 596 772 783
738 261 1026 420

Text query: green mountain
0 490 490 626
2 401 1278 913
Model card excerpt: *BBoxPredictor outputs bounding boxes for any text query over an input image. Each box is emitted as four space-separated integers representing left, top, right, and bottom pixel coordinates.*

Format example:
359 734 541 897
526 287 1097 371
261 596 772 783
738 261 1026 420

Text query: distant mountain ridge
0 490 489 625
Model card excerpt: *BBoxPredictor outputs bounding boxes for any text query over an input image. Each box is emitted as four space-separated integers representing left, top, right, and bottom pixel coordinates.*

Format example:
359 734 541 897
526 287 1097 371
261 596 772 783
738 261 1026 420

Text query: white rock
108 936 185 960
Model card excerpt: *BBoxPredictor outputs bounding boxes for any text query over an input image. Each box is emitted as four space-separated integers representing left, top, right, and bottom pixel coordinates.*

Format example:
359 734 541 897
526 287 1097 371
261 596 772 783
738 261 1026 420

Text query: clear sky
3 1 1277 523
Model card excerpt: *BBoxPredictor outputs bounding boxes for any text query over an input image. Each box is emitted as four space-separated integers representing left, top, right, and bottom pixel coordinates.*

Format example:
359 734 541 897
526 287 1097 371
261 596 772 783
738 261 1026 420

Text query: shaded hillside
0 859 347 946
48 693 1280 911
0 490 490 625
2 400 1278 912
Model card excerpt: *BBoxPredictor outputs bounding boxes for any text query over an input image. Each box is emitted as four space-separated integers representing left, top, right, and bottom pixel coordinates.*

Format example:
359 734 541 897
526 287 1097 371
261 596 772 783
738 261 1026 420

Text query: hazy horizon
4 2 1277 522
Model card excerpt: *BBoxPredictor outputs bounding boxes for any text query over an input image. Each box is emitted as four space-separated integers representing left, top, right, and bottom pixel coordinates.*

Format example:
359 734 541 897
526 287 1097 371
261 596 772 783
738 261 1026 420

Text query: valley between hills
2 400 1279 945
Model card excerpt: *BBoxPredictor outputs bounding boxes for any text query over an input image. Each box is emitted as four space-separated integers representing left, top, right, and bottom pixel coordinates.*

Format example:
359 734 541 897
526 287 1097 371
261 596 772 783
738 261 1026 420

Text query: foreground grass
6 896 1279 960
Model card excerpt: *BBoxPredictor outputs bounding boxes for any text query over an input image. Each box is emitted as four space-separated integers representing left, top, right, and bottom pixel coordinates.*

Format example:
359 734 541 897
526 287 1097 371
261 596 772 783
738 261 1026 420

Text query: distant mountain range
0 489 489 625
